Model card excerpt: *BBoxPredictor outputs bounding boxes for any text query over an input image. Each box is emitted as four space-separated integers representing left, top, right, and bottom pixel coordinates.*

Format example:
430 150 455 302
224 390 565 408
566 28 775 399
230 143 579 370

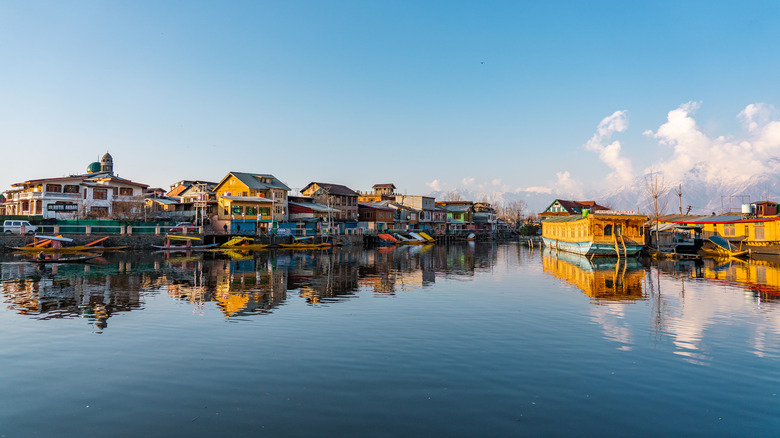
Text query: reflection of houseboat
542 250 645 302
542 211 647 256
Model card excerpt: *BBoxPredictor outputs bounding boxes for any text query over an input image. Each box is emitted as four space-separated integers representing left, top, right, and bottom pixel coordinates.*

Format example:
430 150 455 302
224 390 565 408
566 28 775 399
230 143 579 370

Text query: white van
2 220 38 234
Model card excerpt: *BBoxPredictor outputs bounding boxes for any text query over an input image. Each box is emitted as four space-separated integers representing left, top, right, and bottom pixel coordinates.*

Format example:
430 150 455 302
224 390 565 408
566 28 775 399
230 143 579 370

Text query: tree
112 199 146 223
497 200 527 226
443 191 463 201
645 171 670 240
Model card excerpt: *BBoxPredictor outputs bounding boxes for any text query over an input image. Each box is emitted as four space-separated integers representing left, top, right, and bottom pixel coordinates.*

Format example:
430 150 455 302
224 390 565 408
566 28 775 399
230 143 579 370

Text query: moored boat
542 211 647 257
701 236 750 258
152 235 218 251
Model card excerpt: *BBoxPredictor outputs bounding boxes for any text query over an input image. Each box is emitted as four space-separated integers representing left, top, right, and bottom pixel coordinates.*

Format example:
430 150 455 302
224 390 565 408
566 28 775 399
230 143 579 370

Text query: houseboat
542 211 647 257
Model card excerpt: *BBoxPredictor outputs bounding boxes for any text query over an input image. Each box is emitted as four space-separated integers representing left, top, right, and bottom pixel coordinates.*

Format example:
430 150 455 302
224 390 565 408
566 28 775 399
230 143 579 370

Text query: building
283 195 340 236
436 201 475 231
540 199 609 217
394 194 436 231
358 202 395 231
301 182 359 232
473 202 498 231
3 153 148 220
213 172 290 234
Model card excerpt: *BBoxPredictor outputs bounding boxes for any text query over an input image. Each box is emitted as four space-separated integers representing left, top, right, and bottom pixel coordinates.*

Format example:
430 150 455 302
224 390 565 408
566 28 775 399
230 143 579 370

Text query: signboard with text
47 203 78 212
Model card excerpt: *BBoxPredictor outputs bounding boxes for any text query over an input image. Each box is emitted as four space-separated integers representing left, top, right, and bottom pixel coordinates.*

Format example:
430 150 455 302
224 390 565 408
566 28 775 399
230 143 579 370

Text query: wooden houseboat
542 211 647 257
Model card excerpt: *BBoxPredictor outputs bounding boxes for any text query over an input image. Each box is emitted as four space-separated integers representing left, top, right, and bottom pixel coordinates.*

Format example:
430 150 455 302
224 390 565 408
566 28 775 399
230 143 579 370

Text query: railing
33 225 203 235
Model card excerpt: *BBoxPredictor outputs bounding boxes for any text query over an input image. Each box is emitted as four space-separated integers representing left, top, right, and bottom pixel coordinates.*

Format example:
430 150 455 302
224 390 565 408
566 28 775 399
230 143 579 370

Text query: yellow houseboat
542 211 647 257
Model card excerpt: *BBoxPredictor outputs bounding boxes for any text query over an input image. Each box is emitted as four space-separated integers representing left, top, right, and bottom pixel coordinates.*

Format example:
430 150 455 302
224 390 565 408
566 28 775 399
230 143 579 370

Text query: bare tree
112 199 146 223
444 190 463 201
645 171 670 238
497 200 527 226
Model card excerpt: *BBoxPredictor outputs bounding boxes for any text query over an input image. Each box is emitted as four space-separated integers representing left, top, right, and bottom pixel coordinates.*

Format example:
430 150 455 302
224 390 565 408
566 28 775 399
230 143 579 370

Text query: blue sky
2 1 779 198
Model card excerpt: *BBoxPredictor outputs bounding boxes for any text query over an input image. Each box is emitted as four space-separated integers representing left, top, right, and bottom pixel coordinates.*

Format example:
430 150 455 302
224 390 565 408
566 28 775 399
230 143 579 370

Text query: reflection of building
542 251 645 303
702 257 780 300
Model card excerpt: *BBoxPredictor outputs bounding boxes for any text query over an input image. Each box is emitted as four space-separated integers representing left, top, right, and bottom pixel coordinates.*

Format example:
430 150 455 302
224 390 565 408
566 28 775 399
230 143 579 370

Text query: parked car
3 220 38 235
169 222 196 233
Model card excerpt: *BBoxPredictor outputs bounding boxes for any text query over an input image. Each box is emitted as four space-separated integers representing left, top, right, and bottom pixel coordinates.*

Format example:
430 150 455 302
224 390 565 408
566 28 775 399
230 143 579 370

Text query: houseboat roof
358 202 394 211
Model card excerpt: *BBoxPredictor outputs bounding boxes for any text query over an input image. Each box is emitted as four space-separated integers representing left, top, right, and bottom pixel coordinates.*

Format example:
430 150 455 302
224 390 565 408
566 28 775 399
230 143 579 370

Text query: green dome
87 162 101 173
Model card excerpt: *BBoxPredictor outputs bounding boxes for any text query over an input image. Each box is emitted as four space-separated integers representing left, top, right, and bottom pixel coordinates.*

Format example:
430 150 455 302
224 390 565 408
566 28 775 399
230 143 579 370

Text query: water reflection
0 244 498 329
542 250 646 303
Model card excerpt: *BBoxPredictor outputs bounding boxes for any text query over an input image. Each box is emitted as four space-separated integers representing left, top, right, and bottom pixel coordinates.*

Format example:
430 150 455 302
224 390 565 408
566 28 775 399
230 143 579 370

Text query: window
604 225 613 236
245 206 257 215
64 185 79 193
755 223 765 241
724 224 735 237
232 206 244 215
46 184 61 192
90 206 109 217
259 207 270 216
119 187 133 196
93 189 107 200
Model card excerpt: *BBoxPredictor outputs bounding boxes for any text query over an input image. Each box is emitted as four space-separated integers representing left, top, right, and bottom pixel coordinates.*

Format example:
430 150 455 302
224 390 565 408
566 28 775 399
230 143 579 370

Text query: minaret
101 152 114 174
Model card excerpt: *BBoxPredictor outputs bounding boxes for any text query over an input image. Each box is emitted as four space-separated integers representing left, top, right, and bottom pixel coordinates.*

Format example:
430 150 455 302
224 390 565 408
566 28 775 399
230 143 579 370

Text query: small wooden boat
12 235 125 252
152 235 219 251
30 254 99 264
278 236 334 249
701 236 750 258
218 236 269 250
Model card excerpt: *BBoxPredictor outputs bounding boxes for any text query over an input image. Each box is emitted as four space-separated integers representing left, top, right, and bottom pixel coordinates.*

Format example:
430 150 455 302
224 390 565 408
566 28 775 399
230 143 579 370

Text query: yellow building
658 213 780 254
213 172 290 234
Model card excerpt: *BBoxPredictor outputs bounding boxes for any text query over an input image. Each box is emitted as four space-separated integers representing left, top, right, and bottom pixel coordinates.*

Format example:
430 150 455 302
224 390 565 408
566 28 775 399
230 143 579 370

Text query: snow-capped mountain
428 172 780 216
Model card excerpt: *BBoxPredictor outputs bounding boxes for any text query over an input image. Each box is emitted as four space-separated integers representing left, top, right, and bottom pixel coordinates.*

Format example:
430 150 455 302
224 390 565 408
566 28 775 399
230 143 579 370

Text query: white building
3 153 148 220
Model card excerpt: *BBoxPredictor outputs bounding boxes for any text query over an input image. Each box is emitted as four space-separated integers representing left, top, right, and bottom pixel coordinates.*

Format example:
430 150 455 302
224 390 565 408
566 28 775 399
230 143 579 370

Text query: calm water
1 243 779 437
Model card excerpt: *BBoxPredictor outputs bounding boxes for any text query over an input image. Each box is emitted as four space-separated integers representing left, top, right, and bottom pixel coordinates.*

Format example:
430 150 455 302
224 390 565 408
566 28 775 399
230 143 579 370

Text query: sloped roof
372 183 395 189
543 199 608 214
228 172 291 191
303 182 359 196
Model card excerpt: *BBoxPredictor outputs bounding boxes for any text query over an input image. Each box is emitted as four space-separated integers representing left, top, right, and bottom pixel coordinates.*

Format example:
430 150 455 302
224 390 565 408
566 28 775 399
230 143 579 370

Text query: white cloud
584 110 634 186
647 102 780 184
426 179 443 191
522 186 553 194
492 178 502 186
554 171 584 198
462 177 476 186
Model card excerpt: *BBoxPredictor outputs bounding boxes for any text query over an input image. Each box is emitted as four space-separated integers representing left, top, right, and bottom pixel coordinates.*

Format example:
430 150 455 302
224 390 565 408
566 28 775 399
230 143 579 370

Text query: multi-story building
301 182 359 232
213 172 290 234
3 153 148 220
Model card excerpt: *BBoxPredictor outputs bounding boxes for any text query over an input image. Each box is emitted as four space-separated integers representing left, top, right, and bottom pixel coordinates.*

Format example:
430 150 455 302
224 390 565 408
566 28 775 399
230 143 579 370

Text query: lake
1 243 779 437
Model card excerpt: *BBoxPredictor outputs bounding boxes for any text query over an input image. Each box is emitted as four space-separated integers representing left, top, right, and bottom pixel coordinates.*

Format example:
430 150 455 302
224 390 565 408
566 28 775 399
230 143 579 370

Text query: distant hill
428 171 780 216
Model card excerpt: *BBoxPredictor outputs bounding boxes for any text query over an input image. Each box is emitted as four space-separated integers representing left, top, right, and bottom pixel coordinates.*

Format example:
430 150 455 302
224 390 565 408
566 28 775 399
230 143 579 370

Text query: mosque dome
87 162 101 173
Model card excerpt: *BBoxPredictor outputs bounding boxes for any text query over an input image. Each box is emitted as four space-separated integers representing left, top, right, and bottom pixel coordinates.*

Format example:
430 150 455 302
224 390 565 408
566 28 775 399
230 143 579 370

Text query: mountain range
428 172 780 216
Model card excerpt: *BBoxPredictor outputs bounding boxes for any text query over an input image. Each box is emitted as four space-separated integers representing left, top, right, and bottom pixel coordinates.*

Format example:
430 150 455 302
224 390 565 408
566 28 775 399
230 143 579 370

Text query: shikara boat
217 236 269 250
152 235 219 251
278 236 335 249
30 254 100 264
12 236 124 252
701 236 750 258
